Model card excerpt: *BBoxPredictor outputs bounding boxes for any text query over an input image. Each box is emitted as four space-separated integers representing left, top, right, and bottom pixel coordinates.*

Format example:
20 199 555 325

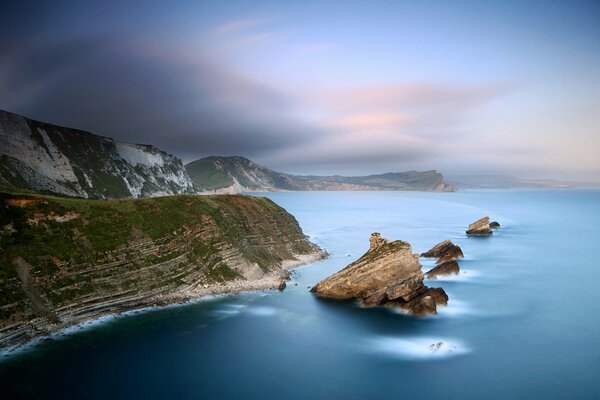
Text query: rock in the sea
425 260 460 279
310 233 448 316
489 221 500 229
466 216 493 236
421 240 464 264
278 280 287 291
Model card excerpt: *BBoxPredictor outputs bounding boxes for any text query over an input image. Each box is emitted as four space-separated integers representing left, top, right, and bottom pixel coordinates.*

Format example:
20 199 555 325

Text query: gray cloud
0 32 322 162
0 7 506 175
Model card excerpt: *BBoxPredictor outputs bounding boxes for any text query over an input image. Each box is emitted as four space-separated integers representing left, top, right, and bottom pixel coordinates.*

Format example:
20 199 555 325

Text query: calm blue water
1 190 599 399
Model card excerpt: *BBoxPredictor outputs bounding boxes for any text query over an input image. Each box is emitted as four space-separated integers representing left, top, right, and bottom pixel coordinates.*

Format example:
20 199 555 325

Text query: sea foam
367 336 470 360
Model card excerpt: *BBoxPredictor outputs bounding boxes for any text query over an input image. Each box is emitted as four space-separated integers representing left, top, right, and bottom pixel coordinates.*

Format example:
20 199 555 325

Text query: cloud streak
1 3 597 180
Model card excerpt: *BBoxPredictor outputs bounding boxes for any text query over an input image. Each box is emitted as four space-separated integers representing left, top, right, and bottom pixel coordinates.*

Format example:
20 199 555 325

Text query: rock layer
425 260 460 279
311 233 447 316
0 192 325 350
421 239 463 278
421 240 464 264
466 216 493 236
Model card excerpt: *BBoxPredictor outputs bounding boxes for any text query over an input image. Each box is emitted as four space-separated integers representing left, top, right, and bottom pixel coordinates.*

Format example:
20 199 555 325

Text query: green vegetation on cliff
0 191 319 346
185 156 455 192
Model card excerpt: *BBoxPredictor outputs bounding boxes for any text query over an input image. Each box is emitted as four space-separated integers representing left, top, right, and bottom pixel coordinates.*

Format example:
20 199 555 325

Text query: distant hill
0 108 455 197
447 175 576 189
0 110 195 199
185 156 455 193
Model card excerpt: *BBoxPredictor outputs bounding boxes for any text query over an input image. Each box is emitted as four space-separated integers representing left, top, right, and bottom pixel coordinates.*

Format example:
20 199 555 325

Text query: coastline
0 250 327 359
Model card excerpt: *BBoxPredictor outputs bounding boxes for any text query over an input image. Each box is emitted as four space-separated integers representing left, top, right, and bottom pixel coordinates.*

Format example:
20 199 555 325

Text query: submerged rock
311 233 448 316
425 260 460 279
489 221 500 229
466 216 493 236
428 341 457 353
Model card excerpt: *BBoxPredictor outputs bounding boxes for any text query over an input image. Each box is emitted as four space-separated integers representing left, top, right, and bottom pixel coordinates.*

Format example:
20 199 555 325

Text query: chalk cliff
0 110 195 199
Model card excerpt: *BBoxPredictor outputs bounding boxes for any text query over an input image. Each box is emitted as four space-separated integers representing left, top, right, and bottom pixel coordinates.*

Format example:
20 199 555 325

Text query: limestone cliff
311 233 447 316
0 192 324 349
0 109 195 199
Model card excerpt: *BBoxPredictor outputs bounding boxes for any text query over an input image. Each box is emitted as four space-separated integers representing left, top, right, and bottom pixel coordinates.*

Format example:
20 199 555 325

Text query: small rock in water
489 221 500 229
278 281 287 291
466 216 493 236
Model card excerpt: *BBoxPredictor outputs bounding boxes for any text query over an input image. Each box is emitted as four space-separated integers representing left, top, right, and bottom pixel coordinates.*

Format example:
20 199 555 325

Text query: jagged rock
490 221 500 229
278 280 287 291
421 240 464 264
425 260 460 279
466 216 493 236
421 240 463 278
311 233 447 316
369 232 387 251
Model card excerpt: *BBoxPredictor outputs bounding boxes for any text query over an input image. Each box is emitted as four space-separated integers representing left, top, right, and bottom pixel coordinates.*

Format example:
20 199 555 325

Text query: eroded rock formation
421 240 464 264
421 239 464 278
311 233 448 316
425 260 460 279
466 216 493 236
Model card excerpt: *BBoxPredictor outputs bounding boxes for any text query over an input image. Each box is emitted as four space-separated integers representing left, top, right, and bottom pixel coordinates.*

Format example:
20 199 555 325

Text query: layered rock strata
0 192 325 349
421 239 464 279
466 216 493 236
311 233 447 316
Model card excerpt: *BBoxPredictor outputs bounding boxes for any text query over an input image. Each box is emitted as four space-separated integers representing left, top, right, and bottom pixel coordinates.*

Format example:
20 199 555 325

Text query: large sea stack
311 233 448 316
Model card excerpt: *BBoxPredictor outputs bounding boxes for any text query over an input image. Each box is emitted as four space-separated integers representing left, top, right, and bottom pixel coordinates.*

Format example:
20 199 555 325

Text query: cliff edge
0 192 324 349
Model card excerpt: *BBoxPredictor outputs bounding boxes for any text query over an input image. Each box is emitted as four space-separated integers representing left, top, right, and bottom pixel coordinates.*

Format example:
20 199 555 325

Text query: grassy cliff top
0 191 315 314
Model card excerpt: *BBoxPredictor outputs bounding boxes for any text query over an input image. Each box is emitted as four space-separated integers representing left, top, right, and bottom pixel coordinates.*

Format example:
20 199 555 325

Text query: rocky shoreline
0 250 326 355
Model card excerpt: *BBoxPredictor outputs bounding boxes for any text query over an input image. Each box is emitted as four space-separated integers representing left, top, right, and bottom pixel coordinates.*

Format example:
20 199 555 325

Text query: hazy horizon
1 1 599 181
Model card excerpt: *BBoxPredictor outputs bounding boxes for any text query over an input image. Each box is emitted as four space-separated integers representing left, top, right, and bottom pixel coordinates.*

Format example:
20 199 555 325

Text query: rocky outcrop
466 216 493 236
421 240 464 264
311 233 447 316
0 109 196 199
0 192 325 349
490 221 500 229
421 240 463 279
425 260 460 279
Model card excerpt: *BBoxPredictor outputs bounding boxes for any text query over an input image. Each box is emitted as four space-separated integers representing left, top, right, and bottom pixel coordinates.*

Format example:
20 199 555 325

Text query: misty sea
1 190 599 399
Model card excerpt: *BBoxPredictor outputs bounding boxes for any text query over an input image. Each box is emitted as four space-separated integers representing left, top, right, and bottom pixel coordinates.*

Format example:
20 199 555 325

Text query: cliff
186 156 455 193
0 191 324 349
0 109 195 199
311 233 447 316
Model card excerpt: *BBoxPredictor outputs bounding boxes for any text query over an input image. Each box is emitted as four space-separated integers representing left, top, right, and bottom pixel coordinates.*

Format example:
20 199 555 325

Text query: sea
1 189 599 399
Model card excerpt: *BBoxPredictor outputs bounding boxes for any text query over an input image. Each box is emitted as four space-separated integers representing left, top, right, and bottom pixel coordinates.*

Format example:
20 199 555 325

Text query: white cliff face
0 113 87 197
0 110 197 199
115 142 165 167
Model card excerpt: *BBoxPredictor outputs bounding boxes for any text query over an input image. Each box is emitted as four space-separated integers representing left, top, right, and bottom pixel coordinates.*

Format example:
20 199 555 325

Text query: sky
1 0 599 180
